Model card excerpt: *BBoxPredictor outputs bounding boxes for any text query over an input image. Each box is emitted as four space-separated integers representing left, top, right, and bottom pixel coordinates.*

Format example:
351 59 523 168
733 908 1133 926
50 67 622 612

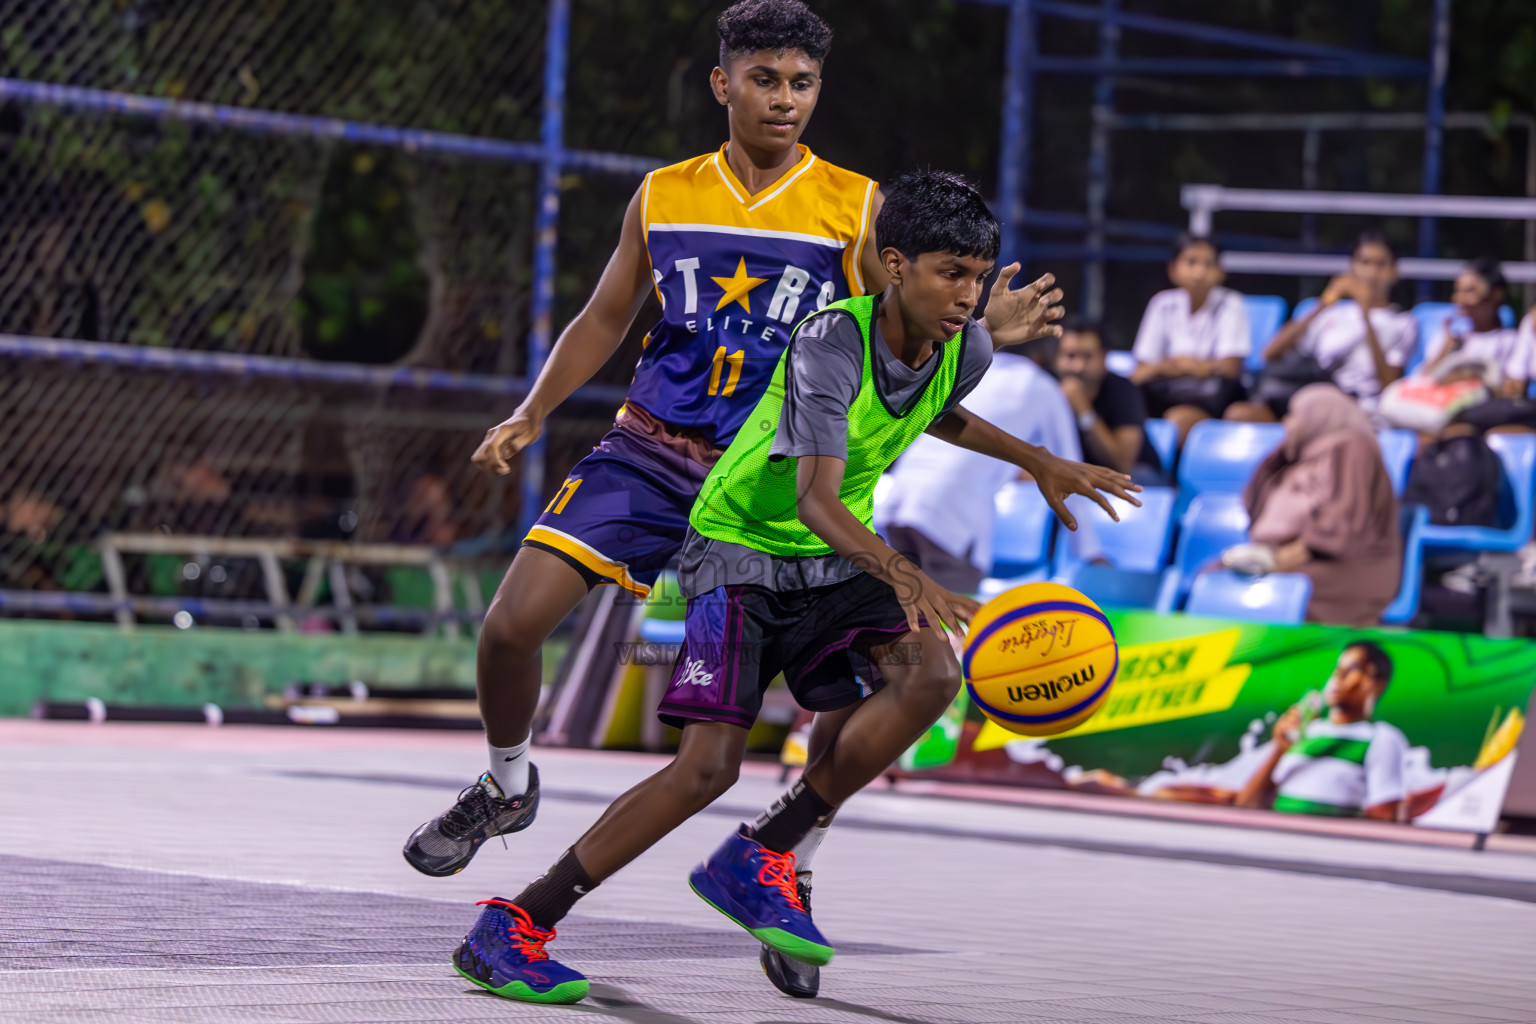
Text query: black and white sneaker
402 765 540 876
760 872 819 997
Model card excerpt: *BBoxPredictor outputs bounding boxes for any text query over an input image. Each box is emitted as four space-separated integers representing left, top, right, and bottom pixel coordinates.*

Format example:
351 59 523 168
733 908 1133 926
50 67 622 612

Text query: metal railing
85 534 492 636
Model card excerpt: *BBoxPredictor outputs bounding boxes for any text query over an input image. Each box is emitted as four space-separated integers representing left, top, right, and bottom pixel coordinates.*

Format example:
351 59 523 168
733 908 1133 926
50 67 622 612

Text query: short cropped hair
1172 232 1220 260
1060 315 1107 347
1465 256 1508 297
1353 230 1397 262
717 0 832 67
1345 641 1394 691
877 170 1000 264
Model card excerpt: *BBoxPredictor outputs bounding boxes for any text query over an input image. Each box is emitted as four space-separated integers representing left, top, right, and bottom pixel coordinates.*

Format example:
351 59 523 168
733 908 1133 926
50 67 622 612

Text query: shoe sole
760 944 820 998
401 803 539 878
688 873 834 967
453 960 588 1004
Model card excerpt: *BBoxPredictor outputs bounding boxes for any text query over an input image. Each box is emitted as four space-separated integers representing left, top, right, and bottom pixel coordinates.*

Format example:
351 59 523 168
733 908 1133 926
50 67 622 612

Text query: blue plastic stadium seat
1376 428 1416 496
1144 418 1179 476
638 617 687 644
1104 350 1138 379
1185 570 1312 625
1409 302 1457 377
1418 433 1536 556
1062 563 1164 610
1291 296 1319 322
1057 487 1176 576
1156 492 1252 612
984 481 1055 583
1177 420 1285 500
1381 504 1430 626
1243 295 1288 371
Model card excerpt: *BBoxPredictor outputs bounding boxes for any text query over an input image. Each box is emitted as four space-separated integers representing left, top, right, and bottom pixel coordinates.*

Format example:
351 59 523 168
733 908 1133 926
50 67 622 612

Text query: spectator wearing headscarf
1221 384 1401 626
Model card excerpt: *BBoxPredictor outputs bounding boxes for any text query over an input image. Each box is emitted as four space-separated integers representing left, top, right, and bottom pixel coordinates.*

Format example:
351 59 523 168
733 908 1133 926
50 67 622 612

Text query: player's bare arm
926 407 1141 531
472 187 654 476
794 452 978 640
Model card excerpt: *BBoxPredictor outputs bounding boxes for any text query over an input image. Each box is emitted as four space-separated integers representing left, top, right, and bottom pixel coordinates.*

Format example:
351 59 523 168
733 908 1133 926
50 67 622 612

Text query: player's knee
478 598 537 664
894 653 962 717
928 655 964 707
671 748 741 805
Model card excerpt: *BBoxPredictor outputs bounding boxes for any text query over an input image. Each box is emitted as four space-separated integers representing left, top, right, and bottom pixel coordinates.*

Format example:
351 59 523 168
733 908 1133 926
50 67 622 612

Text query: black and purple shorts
657 573 914 730
523 422 712 598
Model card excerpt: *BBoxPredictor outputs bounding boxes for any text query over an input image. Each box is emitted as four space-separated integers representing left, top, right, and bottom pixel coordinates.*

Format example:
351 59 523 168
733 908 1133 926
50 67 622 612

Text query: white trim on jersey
849 179 876 295
710 151 746 204
645 223 850 248
640 171 654 239
746 153 819 212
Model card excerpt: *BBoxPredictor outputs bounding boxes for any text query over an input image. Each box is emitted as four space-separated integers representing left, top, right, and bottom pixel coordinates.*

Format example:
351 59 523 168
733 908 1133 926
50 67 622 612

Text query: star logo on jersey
711 257 768 314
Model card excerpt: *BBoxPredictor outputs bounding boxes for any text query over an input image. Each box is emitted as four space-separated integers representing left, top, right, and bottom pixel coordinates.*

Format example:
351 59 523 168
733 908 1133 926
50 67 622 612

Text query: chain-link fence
0 0 1457 618
0 0 628 607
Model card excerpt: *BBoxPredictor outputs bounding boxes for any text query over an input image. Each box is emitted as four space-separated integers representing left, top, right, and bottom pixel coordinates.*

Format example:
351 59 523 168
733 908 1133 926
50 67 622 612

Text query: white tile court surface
2 721 1534 1024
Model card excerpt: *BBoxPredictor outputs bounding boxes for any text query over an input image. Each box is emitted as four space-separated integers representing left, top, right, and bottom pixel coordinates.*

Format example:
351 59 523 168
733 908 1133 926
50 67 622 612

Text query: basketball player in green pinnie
450 170 1139 1004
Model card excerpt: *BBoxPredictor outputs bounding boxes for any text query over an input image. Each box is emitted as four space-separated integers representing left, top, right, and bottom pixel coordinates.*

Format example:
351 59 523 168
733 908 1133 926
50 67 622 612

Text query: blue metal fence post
1084 0 1119 318
522 0 570 537
997 0 1034 266
1417 0 1451 301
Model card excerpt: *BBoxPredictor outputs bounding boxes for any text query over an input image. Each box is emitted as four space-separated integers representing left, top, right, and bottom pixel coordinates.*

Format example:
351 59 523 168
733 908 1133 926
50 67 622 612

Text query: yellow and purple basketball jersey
626 143 878 446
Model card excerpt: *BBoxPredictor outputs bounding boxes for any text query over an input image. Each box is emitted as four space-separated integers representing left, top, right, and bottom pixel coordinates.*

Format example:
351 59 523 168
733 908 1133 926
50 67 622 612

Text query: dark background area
553 0 1536 369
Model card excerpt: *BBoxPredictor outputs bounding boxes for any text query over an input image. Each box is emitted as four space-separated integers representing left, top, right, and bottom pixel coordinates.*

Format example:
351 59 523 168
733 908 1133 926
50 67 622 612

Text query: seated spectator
1229 231 1415 422
1054 317 1164 483
1523 304 1536 373
1129 234 1250 441
877 338 1101 593
1422 260 1524 390
1425 262 1536 437
1219 384 1401 626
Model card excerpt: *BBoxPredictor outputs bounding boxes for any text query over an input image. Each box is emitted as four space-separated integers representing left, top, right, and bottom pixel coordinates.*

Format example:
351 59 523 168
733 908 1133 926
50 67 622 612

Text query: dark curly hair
717 0 833 67
876 170 1000 263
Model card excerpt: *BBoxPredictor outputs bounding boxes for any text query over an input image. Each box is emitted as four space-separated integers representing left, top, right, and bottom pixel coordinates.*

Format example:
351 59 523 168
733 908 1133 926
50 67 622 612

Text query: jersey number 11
707 346 744 397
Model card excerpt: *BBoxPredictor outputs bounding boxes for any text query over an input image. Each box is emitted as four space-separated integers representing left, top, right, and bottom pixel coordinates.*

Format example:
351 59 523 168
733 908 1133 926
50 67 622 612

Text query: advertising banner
891 611 1534 834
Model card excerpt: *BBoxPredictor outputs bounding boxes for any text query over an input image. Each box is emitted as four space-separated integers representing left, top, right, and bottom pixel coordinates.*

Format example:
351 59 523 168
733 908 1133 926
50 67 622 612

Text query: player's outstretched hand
1033 453 1141 531
980 266 1064 348
897 566 980 651
472 410 543 476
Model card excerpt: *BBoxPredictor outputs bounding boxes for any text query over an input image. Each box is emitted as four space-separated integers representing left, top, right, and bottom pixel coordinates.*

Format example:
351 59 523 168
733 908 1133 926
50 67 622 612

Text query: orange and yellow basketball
962 581 1118 737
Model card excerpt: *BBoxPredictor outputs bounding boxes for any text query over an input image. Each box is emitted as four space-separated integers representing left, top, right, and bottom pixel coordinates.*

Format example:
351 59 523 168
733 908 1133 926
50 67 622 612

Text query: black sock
511 848 597 930
751 779 834 854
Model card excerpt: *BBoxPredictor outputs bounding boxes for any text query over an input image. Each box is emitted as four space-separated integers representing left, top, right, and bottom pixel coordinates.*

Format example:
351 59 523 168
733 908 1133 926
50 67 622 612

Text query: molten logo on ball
1007 664 1096 705
962 582 1119 737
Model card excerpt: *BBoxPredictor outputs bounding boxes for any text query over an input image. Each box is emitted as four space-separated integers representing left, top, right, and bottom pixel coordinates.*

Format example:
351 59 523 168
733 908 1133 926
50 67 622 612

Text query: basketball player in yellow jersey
409 0 1135 999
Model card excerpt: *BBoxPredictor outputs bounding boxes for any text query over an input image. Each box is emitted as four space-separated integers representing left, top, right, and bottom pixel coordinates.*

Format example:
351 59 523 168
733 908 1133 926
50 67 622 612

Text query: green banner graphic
889 612 1535 834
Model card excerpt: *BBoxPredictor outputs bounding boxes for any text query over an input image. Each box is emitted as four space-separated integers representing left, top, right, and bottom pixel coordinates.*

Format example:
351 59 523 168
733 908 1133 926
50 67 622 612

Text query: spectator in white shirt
1522 306 1536 380
1129 234 1250 442
876 339 1102 592
1439 263 1536 436
1228 231 1415 422
1423 259 1526 395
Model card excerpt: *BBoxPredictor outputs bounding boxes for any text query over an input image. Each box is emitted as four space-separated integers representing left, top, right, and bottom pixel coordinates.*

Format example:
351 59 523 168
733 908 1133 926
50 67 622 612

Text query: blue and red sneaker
689 825 834 967
453 898 589 1004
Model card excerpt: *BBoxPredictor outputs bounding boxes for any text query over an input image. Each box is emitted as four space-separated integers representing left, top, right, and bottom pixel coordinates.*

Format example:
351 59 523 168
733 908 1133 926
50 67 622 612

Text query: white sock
791 825 829 874
488 736 531 797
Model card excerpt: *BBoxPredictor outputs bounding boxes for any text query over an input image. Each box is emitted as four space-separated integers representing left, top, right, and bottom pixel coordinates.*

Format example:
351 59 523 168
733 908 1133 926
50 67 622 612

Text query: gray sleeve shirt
678 307 992 599
770 307 994 462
